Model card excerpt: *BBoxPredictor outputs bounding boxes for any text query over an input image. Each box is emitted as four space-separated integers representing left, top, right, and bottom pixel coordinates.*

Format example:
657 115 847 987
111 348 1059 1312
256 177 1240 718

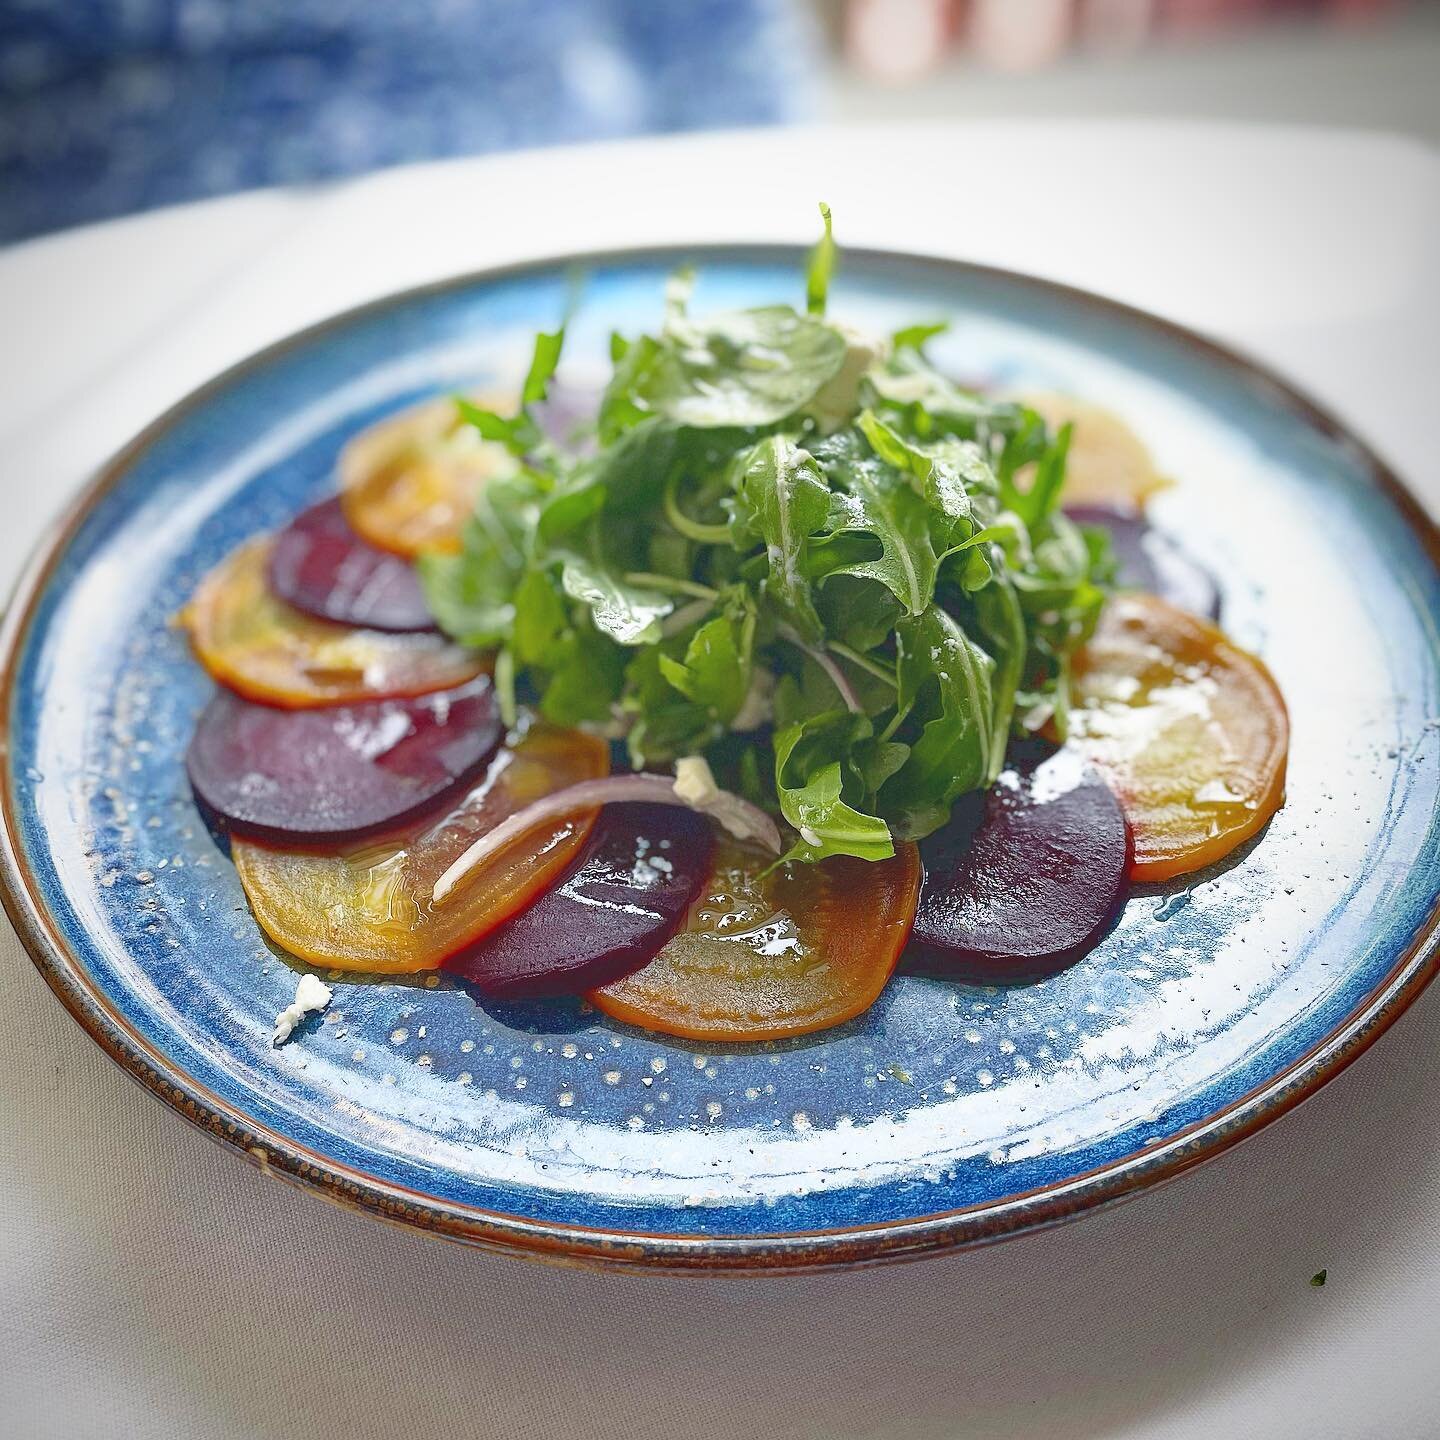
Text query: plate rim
4 243 1439 1274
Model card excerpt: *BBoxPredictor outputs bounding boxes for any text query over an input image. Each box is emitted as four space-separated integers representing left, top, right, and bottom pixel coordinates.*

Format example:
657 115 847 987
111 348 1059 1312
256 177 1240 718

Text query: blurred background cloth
2 0 1435 246
821 0 1437 135
0 0 816 244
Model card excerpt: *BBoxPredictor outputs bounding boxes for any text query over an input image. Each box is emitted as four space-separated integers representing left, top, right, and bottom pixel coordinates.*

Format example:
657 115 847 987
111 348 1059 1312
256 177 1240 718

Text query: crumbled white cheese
272 973 333 1046
673 755 721 808
672 756 773 847
806 325 890 434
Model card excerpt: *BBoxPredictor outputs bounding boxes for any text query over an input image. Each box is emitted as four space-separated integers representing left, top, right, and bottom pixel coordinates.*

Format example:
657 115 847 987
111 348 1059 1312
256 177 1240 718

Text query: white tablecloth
3 122 1438 1440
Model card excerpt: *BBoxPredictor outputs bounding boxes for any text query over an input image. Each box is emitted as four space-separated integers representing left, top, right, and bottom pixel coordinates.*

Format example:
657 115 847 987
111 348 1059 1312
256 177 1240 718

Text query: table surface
3 121 1438 1440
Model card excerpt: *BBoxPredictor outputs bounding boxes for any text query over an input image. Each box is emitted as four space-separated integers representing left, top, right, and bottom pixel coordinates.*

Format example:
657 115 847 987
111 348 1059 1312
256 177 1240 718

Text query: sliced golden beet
339 390 520 557
1023 393 1171 509
183 538 485 708
233 726 610 973
590 838 921 1042
1065 593 1288 882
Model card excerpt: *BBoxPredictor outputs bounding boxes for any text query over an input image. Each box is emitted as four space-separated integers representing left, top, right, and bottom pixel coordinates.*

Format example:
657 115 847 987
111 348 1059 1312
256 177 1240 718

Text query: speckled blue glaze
5 250 1439 1265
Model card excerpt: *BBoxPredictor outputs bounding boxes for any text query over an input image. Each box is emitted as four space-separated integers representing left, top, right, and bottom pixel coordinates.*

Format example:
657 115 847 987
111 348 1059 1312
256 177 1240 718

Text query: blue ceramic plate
3 249 1438 1272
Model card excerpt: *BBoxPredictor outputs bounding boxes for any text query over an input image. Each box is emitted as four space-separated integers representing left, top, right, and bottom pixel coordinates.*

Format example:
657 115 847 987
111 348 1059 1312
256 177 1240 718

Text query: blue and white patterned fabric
0 0 814 244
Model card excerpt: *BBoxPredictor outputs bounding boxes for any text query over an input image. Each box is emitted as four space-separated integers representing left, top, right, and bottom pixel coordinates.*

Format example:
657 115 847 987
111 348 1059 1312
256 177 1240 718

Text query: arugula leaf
1076 517 1120 590
538 416 682 543
1012 421 1072 528
538 625 627 727
415 472 538 647
728 435 832 641
815 575 902 653
993 406 1053 510
971 571 1026 776
850 733 910 794
597 333 664 441
592 417 685 513
558 523 674 646
657 594 755 725
522 328 565 406
453 395 521 446
857 409 991 550
779 762 896 864
1012 510 1093 605
446 552 624 729
498 565 627 727
773 717 895 863
812 433 938 616
617 306 847 430
624 645 722 764
806 202 835 317
772 664 846 732
417 549 513 648
560 564 672 647
880 606 997 838
536 476 607 542
455 326 569 455
890 320 948 352
510 568 569 667
865 349 1000 435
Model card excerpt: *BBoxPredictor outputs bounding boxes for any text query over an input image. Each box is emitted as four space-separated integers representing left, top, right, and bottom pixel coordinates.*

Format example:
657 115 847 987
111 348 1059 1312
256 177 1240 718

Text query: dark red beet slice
909 749 1131 983
268 496 435 632
445 803 715 1000
1067 503 1221 621
187 678 500 842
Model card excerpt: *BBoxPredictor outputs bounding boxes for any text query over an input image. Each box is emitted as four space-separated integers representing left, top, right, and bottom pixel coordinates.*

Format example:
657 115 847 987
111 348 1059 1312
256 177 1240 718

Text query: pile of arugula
421 210 1111 865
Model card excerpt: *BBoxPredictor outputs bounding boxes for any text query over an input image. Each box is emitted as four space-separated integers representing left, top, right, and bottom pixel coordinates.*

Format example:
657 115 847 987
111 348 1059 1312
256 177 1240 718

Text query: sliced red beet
187 678 500 842
445 803 715 1000
268 496 436 632
1067 503 1221 621
909 749 1131 983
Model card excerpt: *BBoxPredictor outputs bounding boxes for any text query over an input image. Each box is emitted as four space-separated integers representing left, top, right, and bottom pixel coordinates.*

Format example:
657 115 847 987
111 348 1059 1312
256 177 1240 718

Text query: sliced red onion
805 644 862 714
430 771 782 904
778 625 862 714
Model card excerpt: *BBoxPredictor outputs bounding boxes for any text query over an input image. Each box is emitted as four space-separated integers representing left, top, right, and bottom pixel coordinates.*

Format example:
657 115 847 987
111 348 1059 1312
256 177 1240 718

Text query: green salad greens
420 210 1111 865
